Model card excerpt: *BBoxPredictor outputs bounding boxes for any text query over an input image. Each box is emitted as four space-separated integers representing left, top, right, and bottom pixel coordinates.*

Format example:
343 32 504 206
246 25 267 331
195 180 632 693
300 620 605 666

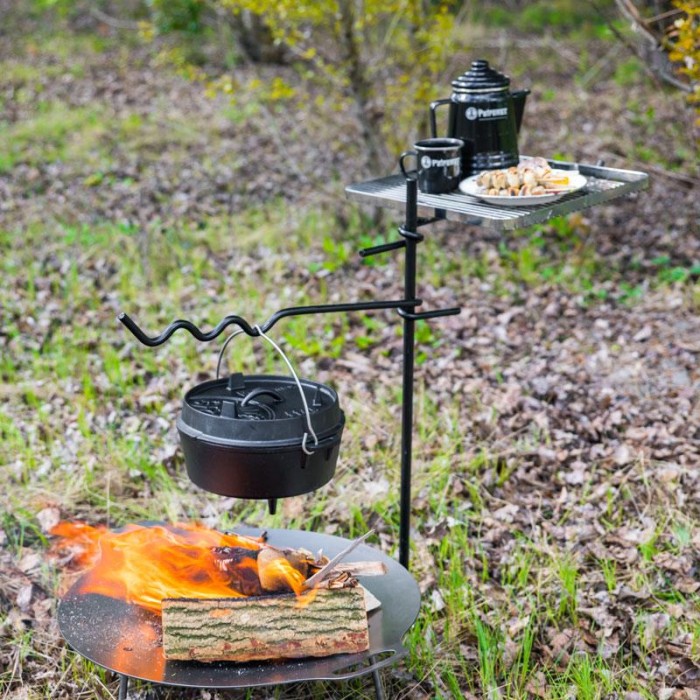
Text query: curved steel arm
117 312 256 347
118 299 421 348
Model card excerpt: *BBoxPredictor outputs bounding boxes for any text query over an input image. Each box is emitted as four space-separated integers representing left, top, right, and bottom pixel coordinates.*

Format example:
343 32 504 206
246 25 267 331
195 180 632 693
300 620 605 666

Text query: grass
0 100 212 174
0 102 107 173
475 0 615 37
0 226 698 698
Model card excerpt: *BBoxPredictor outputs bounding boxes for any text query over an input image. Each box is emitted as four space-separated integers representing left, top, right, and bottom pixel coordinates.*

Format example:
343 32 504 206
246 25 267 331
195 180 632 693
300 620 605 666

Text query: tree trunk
233 10 289 64
337 0 389 177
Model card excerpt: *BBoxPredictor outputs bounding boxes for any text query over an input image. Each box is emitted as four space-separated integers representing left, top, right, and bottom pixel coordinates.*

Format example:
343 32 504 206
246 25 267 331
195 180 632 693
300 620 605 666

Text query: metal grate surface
345 160 649 231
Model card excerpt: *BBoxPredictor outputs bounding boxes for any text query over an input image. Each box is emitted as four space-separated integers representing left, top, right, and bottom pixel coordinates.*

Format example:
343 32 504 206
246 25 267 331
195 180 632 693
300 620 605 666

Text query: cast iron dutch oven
177 371 345 510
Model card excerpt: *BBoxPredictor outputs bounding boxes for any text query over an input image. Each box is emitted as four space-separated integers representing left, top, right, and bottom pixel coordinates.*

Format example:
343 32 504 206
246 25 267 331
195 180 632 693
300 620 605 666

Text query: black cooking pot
177 372 344 513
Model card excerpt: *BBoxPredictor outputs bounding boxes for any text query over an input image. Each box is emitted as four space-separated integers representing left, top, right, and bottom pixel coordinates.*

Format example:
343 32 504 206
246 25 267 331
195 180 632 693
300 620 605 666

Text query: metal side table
345 159 649 571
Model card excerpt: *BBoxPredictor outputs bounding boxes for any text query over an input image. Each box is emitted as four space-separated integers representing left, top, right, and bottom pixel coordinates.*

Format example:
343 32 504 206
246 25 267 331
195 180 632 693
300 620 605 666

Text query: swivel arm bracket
118 299 421 348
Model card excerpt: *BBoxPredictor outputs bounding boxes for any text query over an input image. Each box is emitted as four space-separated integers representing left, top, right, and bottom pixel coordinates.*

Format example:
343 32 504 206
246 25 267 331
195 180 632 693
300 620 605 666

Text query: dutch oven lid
452 59 510 93
180 373 342 445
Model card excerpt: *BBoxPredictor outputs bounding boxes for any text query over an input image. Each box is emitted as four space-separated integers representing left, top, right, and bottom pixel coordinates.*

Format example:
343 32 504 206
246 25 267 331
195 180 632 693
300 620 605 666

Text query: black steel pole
399 179 418 570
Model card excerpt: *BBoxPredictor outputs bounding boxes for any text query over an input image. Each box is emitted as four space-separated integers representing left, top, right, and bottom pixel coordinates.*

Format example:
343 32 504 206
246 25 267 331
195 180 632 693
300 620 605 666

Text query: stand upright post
399 179 418 570
118 675 128 700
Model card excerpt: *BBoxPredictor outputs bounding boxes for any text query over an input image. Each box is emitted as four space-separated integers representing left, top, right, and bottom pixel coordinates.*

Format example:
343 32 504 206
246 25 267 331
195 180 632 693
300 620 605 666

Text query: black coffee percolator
429 59 530 174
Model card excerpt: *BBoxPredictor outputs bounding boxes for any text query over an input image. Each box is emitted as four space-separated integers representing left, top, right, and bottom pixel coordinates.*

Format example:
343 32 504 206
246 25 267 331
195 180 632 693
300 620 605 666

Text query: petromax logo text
465 106 508 120
421 155 460 169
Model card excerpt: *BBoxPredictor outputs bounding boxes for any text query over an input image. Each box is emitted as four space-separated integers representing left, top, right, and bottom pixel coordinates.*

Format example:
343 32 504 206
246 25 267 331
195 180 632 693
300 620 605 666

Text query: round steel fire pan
57 528 421 689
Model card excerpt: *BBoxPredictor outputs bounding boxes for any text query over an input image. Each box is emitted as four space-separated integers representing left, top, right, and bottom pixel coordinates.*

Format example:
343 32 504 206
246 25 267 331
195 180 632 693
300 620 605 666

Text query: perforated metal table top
345 160 649 231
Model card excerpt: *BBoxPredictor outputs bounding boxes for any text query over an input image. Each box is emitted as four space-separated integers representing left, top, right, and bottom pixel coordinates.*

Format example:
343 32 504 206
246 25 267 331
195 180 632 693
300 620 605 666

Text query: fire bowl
57 527 420 689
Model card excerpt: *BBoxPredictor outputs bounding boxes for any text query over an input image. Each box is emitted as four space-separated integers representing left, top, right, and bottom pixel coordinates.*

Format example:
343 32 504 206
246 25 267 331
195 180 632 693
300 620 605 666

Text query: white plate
458 169 587 206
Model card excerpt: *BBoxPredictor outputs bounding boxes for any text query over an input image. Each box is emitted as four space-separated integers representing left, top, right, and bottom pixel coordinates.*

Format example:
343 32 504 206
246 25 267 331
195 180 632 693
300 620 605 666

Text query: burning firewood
211 547 264 597
213 537 387 596
162 587 369 662
256 547 307 593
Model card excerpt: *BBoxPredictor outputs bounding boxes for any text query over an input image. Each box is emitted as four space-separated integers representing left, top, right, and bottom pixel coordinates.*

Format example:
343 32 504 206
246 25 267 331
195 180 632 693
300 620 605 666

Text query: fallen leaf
633 325 652 342
678 658 700 687
492 503 519 522
617 585 652 603
430 588 446 613
525 670 548 698
18 552 42 575
614 444 632 465
677 578 700 594
36 506 61 533
16 584 33 612
545 628 576 665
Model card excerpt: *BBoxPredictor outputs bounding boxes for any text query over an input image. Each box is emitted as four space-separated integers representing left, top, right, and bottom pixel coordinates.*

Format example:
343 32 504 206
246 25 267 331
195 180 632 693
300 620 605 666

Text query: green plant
639 531 660 562
557 556 579 622
666 1 700 119
600 558 618 592
567 653 611 700
473 613 503 695
0 103 106 173
520 0 605 32
671 520 692 550
614 56 645 86
513 616 537 693
475 0 612 36
146 0 203 34
615 1 699 121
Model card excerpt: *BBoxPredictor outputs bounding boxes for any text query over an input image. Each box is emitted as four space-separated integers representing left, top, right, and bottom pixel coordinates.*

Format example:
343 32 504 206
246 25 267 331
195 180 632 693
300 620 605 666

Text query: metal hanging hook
216 329 246 379
252 325 319 455
215 325 320 455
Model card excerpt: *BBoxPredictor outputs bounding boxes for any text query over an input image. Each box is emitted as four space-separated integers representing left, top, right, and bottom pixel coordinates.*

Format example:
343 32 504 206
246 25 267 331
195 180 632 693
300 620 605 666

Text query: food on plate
475 158 571 197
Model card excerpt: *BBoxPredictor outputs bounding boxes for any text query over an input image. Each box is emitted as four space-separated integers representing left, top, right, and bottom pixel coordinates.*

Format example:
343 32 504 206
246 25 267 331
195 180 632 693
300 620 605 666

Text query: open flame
50 521 307 614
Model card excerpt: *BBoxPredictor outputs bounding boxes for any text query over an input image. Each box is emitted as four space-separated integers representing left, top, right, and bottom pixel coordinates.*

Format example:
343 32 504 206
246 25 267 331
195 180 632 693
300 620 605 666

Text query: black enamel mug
399 138 465 194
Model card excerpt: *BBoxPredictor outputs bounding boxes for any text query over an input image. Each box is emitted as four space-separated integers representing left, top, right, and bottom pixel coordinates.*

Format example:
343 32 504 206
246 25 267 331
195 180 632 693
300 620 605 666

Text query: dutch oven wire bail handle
215 326 320 455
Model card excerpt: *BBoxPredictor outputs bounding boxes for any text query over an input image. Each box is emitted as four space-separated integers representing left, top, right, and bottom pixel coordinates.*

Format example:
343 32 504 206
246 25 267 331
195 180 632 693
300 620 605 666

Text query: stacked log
162 587 369 662
161 538 384 662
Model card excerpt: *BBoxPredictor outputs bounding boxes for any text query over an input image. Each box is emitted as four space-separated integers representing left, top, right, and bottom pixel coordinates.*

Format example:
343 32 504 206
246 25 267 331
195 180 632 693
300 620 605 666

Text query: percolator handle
429 98 451 138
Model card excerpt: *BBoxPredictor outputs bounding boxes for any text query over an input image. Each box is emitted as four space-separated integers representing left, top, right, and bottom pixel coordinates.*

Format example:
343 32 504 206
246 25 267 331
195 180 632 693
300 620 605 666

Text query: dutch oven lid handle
240 387 284 406
215 326 320 455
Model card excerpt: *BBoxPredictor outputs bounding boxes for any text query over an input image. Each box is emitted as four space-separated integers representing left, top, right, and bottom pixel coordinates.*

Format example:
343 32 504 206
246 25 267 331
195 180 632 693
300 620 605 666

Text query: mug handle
399 150 418 180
